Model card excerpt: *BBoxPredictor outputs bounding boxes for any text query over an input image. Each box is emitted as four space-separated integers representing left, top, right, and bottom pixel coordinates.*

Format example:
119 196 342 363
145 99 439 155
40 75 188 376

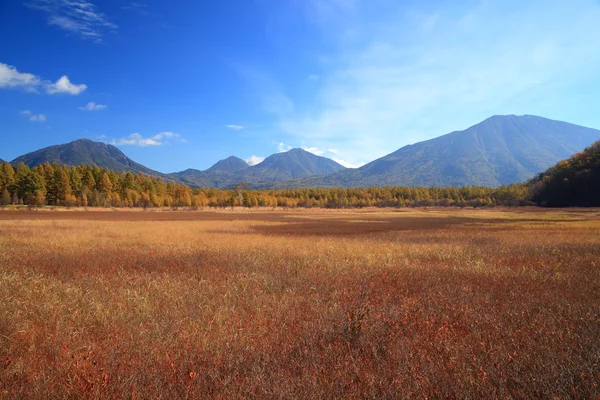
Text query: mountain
8 115 598 189
169 156 250 187
9 140 345 188
205 156 249 173
170 149 345 188
239 148 345 185
0 158 4 164
292 115 600 188
11 138 173 179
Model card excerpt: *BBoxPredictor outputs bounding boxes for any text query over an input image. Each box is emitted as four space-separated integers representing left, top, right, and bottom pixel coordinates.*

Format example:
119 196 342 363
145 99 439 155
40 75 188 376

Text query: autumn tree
14 163 45 205
0 162 16 194
54 166 72 205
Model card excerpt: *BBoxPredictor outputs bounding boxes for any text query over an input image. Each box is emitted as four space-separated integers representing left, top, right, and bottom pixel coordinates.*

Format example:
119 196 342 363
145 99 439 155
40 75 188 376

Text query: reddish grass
0 208 599 398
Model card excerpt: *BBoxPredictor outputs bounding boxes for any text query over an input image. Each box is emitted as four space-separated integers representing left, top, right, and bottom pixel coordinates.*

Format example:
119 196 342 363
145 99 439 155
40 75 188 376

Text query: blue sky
2 0 600 172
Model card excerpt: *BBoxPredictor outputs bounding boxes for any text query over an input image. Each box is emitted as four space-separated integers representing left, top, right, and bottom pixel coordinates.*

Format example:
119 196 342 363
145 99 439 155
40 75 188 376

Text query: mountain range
169 149 346 188
4 115 599 188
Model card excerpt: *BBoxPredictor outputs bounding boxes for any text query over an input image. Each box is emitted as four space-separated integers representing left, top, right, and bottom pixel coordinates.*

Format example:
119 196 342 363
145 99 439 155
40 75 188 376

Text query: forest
1 140 598 209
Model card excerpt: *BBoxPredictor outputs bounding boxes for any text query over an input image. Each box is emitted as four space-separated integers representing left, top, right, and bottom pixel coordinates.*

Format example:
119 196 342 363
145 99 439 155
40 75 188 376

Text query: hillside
171 149 345 188
169 156 250 187
205 156 249 173
11 139 174 180
237 148 345 185
291 115 600 188
7 115 599 189
528 140 600 206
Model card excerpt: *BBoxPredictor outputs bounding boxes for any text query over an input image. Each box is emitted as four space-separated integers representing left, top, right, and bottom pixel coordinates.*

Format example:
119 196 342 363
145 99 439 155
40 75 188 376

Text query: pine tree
15 164 45 205
97 173 113 194
0 162 16 193
54 167 72 204
69 167 83 195
83 170 96 191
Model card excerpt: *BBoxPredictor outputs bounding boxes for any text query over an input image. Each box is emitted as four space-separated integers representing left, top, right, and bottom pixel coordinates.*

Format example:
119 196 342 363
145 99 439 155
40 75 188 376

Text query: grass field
1 208 599 399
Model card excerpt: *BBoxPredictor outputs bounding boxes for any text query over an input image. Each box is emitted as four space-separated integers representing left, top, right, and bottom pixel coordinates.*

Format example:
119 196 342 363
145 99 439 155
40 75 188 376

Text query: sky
1 0 600 172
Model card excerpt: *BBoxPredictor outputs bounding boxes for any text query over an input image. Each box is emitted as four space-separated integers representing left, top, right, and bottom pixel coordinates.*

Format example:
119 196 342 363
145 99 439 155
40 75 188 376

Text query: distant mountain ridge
9 139 346 189
169 148 346 188
7 115 600 188
285 115 600 188
170 156 250 187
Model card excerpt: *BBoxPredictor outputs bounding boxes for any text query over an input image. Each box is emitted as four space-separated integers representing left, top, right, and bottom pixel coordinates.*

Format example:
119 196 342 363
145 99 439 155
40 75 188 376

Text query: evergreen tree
83 170 96 191
69 167 83 195
15 164 45 205
54 167 72 204
0 162 16 193
98 172 113 193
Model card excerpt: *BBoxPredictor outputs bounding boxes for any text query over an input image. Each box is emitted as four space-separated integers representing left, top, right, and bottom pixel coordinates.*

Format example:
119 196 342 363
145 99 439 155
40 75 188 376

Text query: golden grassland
0 208 599 399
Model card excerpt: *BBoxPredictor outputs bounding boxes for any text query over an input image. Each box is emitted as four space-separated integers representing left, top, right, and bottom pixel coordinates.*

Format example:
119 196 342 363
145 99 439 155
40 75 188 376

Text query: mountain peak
206 156 249 173
10 138 169 180
293 115 600 188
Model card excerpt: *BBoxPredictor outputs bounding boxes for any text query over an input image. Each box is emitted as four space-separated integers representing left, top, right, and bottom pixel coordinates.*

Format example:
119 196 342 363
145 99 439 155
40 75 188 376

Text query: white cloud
277 142 292 153
245 155 265 166
301 145 362 168
0 63 88 95
225 124 244 131
46 75 87 95
27 0 117 42
0 63 41 90
20 110 47 122
331 158 364 169
112 133 161 147
260 0 600 169
111 132 186 147
301 146 325 156
151 131 187 143
79 101 106 111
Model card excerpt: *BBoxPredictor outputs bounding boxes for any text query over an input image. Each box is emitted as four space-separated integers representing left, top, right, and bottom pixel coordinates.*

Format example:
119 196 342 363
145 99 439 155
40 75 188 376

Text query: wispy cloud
20 110 47 122
122 2 150 16
79 101 106 111
46 75 87 94
110 132 187 147
259 0 600 168
237 67 295 118
27 0 117 42
245 155 264 166
225 124 244 131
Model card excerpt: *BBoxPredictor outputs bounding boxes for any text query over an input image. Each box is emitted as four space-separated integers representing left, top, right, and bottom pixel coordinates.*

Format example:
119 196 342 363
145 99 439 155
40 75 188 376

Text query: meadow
0 207 599 399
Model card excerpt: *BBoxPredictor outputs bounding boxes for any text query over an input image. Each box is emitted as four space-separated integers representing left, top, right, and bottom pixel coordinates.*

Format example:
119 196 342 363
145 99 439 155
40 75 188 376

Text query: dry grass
1 208 599 399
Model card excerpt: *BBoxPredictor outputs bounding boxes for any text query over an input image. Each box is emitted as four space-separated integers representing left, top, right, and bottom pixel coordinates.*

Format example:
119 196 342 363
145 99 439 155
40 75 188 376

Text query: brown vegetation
1 208 599 398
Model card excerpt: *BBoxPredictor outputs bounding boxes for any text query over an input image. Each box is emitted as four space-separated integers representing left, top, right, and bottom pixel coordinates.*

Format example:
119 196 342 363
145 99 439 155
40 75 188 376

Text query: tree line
3 140 597 209
528 140 599 207
0 161 537 209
